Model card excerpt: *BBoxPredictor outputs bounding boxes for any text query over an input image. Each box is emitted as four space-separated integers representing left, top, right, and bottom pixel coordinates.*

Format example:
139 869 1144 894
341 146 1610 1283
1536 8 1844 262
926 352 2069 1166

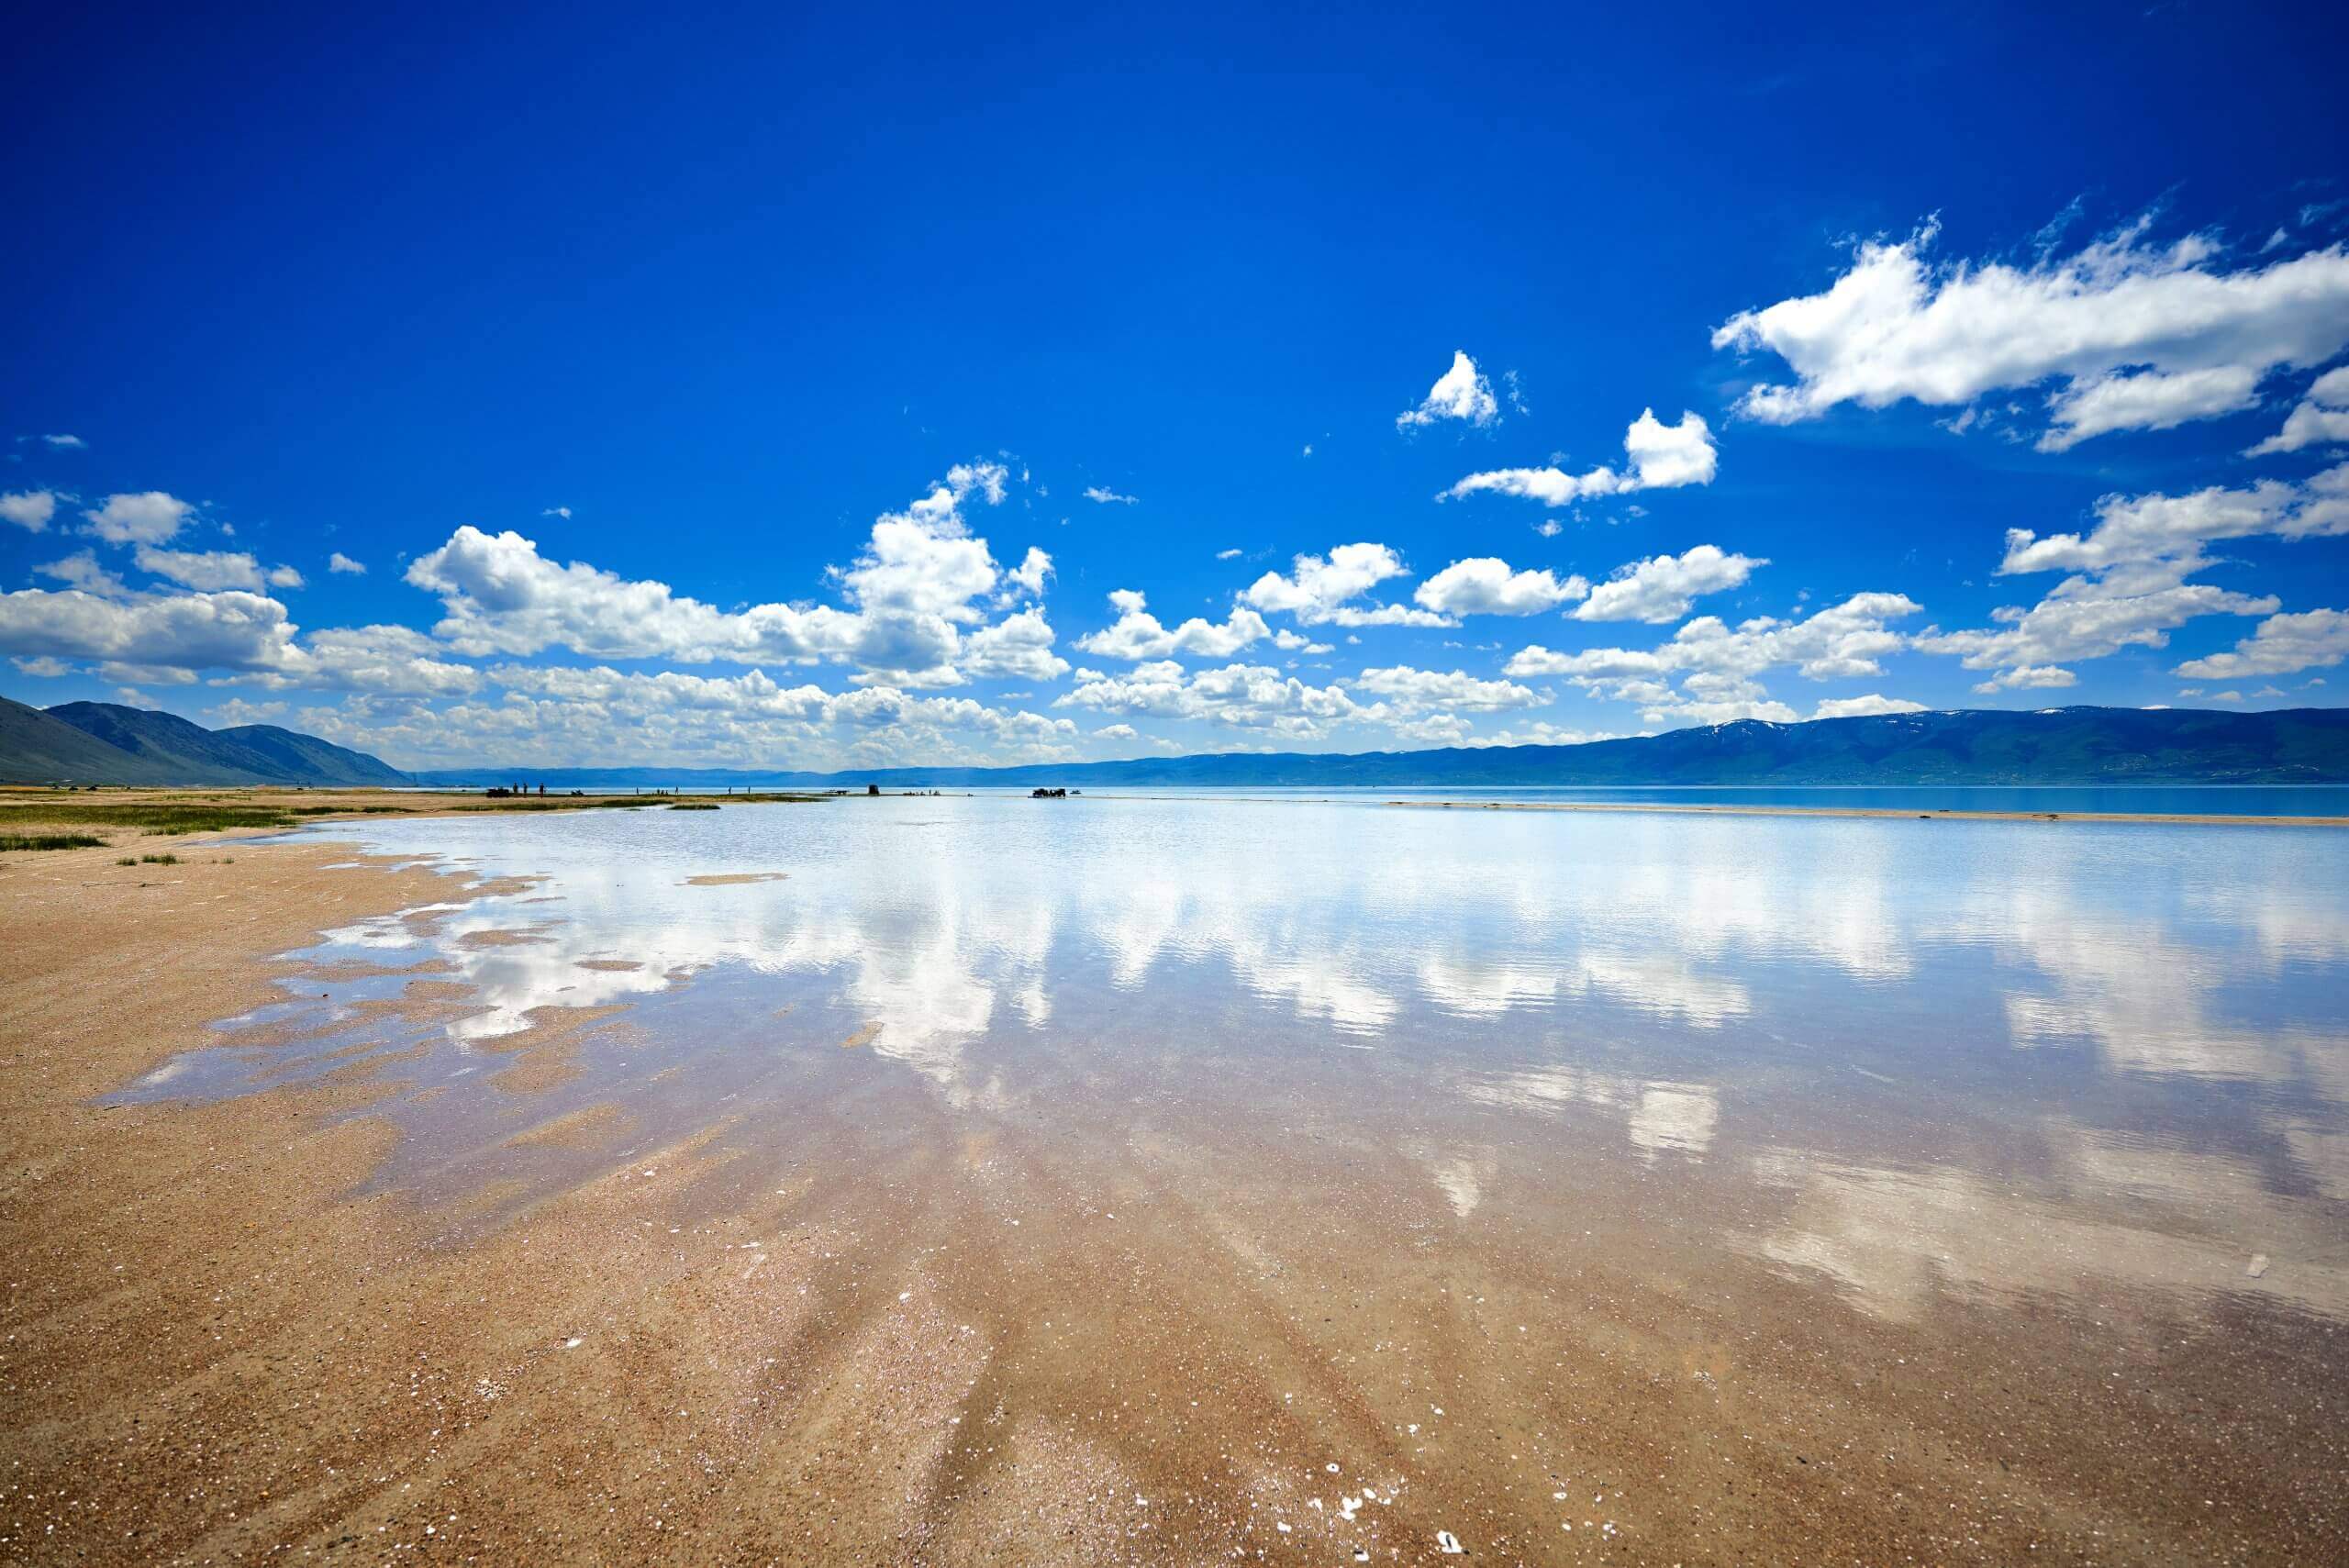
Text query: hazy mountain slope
0 697 185 784
43 703 281 784
0 700 411 785
215 724 413 786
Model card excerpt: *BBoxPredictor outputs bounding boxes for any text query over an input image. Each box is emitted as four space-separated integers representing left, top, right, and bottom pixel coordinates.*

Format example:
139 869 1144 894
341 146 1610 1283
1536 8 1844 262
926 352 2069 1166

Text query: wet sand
4 828 2346 1565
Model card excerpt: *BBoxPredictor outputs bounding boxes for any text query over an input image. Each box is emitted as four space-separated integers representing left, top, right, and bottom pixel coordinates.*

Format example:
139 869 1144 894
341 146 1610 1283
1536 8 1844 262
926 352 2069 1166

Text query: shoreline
7 783 2349 836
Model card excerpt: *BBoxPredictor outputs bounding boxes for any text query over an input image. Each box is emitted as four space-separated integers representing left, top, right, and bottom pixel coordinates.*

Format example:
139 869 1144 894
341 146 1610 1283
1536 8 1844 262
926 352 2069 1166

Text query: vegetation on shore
1 832 107 851
0 787 829 840
1 800 317 835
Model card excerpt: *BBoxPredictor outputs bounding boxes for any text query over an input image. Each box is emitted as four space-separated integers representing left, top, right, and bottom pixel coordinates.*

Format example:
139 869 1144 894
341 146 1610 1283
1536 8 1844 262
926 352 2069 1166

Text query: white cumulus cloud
1074 590 1270 661
1971 664 2079 693
1 489 57 532
1572 545 1764 624
960 606 1073 683
405 462 1057 688
1444 410 1717 506
1241 542 1452 628
1351 665 1546 713
1507 592 1921 727
135 546 273 592
1397 350 1499 429
1712 215 2349 450
0 587 301 674
2247 364 2349 456
2173 607 2349 680
1057 660 1366 740
1413 558 1588 617
83 491 195 545
1917 463 2344 682
1812 694 1927 719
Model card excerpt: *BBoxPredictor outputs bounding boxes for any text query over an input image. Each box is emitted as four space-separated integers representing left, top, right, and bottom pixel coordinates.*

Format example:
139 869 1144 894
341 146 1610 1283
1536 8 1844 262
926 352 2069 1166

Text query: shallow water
122 794 2349 1326
1348 782 2349 815
103 792 2349 1558
408 782 2349 815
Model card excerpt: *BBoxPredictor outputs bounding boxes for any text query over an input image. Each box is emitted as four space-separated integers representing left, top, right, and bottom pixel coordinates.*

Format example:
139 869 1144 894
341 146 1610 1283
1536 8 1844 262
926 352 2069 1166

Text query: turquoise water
121 793 2349 1324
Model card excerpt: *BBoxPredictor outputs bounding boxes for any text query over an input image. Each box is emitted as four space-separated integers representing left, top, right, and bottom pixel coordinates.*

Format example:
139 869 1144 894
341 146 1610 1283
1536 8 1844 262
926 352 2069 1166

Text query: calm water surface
410 782 2349 815
122 794 2349 1330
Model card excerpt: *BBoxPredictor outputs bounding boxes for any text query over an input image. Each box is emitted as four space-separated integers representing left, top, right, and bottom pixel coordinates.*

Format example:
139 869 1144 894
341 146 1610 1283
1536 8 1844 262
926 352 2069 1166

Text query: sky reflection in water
120 795 2349 1325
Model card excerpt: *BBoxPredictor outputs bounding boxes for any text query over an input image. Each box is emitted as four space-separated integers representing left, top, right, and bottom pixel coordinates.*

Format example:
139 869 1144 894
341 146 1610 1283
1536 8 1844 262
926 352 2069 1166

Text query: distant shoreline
9 784 2349 832
1375 798 2349 828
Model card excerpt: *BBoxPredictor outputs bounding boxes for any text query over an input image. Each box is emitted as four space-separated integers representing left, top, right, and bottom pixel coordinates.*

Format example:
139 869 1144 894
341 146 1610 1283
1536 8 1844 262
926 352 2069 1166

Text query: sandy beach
4 799 2346 1566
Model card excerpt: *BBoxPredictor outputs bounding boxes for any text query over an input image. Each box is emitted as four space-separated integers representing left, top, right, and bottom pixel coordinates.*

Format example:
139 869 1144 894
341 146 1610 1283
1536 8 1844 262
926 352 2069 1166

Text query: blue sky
5 1 2347 769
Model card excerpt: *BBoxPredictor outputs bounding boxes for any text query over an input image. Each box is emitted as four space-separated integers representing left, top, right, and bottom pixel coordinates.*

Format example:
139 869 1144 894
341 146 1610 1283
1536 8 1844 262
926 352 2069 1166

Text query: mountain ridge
407 706 2349 789
8 700 2347 790
0 698 412 786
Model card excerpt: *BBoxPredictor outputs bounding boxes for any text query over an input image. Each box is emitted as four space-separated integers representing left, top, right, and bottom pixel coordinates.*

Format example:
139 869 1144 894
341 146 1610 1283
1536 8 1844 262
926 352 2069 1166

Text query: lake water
115 793 2349 1557
1348 783 2349 815
129 793 2349 1310
409 783 2349 816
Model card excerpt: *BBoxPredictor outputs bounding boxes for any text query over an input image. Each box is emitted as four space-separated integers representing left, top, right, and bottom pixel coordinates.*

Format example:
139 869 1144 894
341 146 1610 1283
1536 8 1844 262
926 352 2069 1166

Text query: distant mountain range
414 706 2349 788
0 698 412 786
7 699 2347 790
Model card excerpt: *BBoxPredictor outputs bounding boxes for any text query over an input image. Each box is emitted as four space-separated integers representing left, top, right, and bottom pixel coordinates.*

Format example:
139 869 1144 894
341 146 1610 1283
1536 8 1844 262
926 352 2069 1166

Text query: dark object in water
1031 787 1068 799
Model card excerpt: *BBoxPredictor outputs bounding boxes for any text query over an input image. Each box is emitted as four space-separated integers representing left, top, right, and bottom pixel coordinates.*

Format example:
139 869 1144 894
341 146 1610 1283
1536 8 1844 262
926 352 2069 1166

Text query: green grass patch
0 791 818 838
0 832 106 851
0 801 302 834
139 852 181 865
670 801 721 810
